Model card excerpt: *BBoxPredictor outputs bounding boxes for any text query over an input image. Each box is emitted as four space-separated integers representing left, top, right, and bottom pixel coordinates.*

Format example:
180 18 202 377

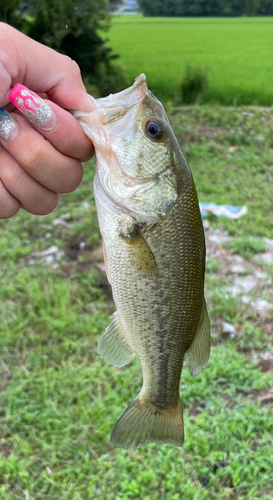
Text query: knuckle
65 133 81 153
60 163 83 193
31 193 58 215
0 204 20 218
81 147 94 163
2 165 23 186
0 185 20 218
20 142 45 172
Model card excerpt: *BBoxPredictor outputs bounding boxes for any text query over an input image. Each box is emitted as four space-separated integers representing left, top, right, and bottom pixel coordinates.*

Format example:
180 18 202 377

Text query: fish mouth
74 74 163 131
88 74 150 125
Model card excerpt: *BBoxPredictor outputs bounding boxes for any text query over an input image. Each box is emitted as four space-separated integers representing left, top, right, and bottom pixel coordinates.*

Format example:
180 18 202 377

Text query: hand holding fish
0 23 94 219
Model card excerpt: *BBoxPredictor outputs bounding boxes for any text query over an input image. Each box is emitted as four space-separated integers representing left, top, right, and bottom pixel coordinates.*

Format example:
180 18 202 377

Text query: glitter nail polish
9 84 56 131
0 108 19 141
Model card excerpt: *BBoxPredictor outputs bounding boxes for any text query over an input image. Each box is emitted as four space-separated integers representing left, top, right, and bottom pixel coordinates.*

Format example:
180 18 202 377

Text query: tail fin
111 396 184 450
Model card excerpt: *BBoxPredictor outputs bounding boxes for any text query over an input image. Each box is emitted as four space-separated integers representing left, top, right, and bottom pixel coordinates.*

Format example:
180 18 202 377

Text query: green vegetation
0 0 128 96
178 62 209 104
225 236 267 260
0 105 272 499
138 0 273 17
170 105 273 237
107 15 273 104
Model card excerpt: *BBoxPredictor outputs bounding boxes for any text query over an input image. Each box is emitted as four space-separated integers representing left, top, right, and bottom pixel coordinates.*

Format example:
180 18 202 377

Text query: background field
0 105 273 499
107 15 273 105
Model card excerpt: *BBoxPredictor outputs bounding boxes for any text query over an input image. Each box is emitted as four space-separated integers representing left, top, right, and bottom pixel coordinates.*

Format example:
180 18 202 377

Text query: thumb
0 22 94 112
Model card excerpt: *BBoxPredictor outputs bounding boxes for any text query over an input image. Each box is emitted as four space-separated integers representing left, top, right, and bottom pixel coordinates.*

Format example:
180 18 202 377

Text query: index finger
37 101 94 161
9 93 94 162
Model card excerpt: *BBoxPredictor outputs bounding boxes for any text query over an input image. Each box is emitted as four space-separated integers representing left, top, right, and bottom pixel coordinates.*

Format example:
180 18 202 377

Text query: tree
218 0 244 16
0 0 128 96
258 0 273 14
178 0 222 16
0 0 25 27
138 0 223 16
137 0 273 16
26 0 121 49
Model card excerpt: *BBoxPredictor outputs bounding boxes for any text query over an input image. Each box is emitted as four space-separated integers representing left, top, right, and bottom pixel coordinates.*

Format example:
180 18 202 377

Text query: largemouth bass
74 74 210 449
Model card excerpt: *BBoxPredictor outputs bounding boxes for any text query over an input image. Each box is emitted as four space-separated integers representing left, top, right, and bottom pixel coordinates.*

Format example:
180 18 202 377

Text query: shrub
59 31 129 97
84 62 129 98
95 63 130 97
179 62 209 104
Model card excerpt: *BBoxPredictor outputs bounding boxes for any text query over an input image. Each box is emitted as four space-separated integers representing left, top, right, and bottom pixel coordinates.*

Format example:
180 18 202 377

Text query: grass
225 236 267 260
0 105 273 499
170 105 273 237
107 15 273 105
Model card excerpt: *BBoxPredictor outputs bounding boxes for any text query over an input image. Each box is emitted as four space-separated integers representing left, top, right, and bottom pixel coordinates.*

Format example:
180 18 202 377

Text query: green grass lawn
0 105 273 499
107 15 273 105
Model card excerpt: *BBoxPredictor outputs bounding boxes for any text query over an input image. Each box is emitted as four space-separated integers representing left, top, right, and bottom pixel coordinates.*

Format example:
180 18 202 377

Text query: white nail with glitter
0 108 19 141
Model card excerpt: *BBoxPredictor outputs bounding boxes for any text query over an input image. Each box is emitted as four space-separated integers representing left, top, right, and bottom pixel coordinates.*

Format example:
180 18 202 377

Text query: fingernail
9 84 56 131
88 94 97 106
0 108 19 141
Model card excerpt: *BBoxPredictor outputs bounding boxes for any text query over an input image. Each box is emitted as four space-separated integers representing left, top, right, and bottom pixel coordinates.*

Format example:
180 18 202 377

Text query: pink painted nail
9 84 56 131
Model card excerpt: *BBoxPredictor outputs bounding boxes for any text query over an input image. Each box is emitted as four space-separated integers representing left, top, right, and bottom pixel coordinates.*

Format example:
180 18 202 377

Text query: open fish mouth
74 74 151 126
96 74 148 106
94 74 148 124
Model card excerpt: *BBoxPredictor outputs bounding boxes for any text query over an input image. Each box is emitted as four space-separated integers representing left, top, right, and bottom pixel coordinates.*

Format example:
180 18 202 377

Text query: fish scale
74 74 210 449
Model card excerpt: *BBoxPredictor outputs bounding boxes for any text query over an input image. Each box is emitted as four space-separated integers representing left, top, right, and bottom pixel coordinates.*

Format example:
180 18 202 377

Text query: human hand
0 23 94 219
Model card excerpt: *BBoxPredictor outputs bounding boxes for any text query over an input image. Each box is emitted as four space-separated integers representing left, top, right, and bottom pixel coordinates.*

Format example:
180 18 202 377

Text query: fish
74 74 210 450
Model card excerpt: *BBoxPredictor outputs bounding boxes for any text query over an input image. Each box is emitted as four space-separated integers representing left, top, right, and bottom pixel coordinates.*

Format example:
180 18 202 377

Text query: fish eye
144 119 165 141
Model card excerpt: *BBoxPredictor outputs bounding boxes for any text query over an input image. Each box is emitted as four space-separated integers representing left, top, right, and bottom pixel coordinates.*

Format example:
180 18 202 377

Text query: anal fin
98 311 135 368
185 299 211 376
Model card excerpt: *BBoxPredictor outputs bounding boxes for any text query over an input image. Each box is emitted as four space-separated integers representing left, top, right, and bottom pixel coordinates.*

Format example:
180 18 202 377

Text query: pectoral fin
98 311 135 367
185 300 211 376
120 225 158 278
